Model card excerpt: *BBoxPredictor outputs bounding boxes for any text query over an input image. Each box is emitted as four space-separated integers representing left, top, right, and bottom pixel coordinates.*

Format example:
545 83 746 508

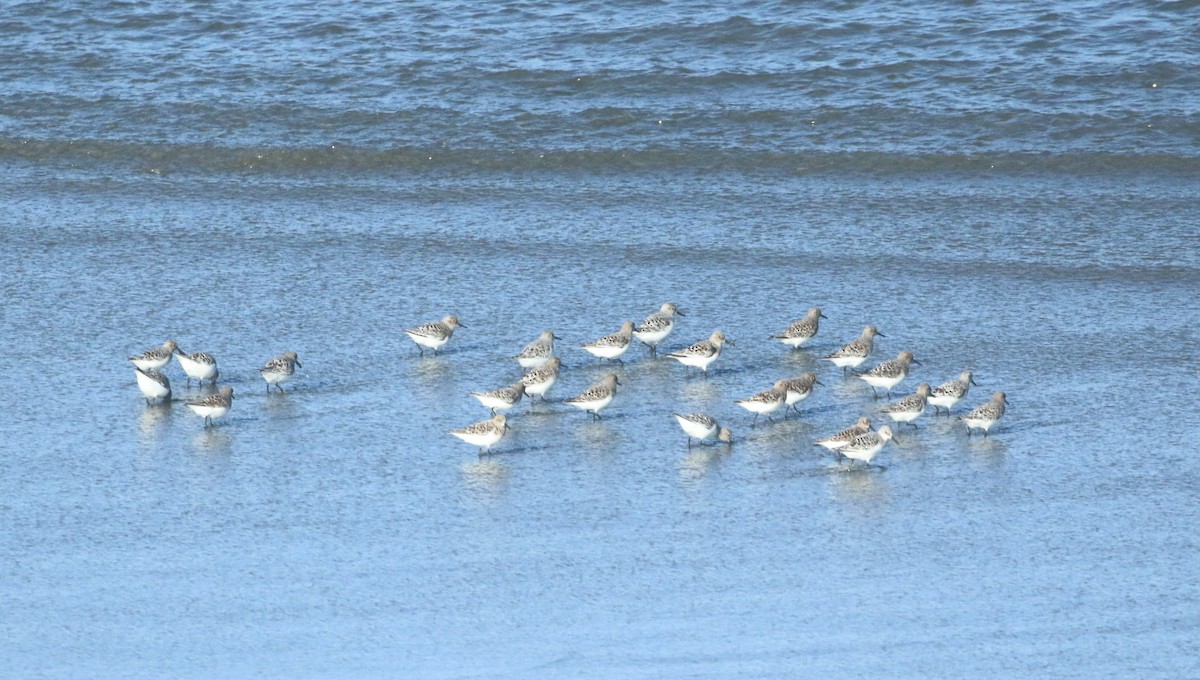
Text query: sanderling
666 331 731 374
782 372 823 415
470 381 527 414
520 356 562 401
404 315 465 355
735 379 789 426
186 386 234 427
581 321 635 363
129 339 179 372
961 391 1008 437
259 351 301 393
633 303 683 355
857 350 919 399
176 348 219 387
840 426 896 466
672 412 733 447
825 325 883 373
771 307 826 348
449 414 510 453
881 383 931 428
515 329 558 369
929 371 978 416
134 367 171 405
814 416 873 451
564 373 621 419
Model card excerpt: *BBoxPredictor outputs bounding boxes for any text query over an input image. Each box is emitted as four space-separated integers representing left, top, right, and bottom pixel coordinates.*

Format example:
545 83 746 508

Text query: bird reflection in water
460 459 508 499
678 447 728 487
193 427 232 455
138 402 172 438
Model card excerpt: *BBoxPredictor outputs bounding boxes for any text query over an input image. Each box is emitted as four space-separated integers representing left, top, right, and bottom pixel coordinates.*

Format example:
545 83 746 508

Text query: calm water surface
1 1 1198 678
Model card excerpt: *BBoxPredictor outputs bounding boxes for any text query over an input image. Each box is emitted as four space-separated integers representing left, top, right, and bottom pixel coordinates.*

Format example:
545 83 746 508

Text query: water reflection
138 401 172 438
460 459 508 499
966 435 1008 470
678 446 730 487
411 355 453 386
192 427 232 455
573 419 619 447
264 390 296 418
826 463 890 505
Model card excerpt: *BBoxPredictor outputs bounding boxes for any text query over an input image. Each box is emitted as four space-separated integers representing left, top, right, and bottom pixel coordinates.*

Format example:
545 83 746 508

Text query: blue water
2 1 1198 678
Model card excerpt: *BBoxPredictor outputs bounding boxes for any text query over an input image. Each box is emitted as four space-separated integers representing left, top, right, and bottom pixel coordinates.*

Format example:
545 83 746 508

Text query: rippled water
2 1 1198 678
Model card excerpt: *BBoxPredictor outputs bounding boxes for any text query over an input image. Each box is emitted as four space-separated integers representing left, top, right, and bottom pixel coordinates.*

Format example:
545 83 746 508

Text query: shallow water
2 1 1199 677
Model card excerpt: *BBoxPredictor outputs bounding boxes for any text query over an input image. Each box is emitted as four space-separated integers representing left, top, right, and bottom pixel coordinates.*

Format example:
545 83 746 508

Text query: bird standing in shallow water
259 351 301 393
839 426 897 467
129 339 178 372
134 367 171 405
186 386 234 427
449 414 510 454
825 325 883 374
520 356 562 401
581 321 635 363
735 379 789 426
672 412 733 447
857 350 919 399
514 329 558 369
928 371 978 416
771 307 826 348
961 391 1009 437
404 315 465 356
880 383 931 428
633 303 683 356
176 347 219 388
469 381 527 414
814 416 873 453
564 373 621 419
781 372 822 416
666 331 731 375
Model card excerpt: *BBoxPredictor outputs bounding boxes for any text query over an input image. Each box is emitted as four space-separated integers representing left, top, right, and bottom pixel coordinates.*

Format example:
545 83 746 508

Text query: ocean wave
2 138 1198 177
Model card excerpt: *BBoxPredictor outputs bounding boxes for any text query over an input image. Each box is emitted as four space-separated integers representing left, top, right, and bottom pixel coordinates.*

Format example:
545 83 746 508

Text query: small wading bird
186 386 234 427
469 381 527 415
176 346 219 388
839 426 897 468
404 315 465 356
770 307 826 348
449 414 510 454
857 350 919 399
581 321 635 363
128 339 178 372
735 379 789 426
564 373 621 420
928 371 978 416
961 392 1009 437
134 367 171 405
672 412 733 447
633 303 683 356
520 356 562 401
825 325 883 374
880 383 931 429
666 331 731 375
259 351 301 393
514 329 558 369
781 372 822 416
814 416 873 454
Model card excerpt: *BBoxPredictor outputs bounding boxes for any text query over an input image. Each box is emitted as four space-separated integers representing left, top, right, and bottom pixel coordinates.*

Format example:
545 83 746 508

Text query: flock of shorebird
127 342 300 426
401 303 1009 468
127 302 1008 467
